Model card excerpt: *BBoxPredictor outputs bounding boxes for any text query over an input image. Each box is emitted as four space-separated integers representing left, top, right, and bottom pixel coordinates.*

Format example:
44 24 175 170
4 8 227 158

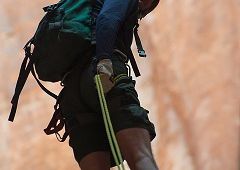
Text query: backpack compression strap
9 40 58 122
9 41 34 122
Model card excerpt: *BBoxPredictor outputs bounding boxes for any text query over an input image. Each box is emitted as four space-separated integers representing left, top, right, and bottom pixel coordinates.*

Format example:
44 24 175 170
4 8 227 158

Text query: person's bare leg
78 151 110 170
116 128 158 170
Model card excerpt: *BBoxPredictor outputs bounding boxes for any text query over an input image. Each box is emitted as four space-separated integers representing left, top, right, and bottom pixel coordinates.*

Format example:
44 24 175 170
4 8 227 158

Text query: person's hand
96 59 114 93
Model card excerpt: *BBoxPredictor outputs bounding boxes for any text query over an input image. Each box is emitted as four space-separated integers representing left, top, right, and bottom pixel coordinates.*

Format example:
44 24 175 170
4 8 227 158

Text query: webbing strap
117 40 141 77
9 46 33 122
9 41 57 122
44 108 64 135
127 49 141 77
31 67 58 99
134 22 146 57
43 89 69 142
120 21 146 77
43 108 69 142
95 75 125 170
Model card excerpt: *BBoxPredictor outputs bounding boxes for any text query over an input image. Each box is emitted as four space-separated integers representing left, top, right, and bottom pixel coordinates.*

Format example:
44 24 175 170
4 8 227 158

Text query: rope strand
95 75 125 170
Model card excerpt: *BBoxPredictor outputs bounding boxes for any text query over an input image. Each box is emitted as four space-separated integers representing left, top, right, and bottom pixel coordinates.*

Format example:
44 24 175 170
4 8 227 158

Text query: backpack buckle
138 50 146 57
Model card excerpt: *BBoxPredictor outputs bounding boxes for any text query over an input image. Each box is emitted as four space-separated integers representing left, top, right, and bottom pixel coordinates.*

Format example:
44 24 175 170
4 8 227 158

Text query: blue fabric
94 0 138 60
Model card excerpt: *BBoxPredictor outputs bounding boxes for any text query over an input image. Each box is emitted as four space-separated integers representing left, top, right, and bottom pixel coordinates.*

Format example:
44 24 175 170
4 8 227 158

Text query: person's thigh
79 151 111 170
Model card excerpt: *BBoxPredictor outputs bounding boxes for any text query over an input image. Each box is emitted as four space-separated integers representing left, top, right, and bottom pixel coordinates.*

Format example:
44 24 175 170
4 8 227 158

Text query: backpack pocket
32 1 91 82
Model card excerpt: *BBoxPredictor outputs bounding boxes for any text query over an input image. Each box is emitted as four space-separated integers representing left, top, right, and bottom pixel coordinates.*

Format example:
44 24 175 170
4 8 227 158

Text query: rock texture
0 0 239 170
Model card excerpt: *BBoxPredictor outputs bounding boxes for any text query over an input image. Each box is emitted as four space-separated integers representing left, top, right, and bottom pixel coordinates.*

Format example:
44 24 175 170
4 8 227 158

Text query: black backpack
9 0 95 141
9 0 146 142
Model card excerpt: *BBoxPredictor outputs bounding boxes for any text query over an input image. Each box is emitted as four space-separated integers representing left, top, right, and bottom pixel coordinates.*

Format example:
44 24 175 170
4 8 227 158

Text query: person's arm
96 0 137 60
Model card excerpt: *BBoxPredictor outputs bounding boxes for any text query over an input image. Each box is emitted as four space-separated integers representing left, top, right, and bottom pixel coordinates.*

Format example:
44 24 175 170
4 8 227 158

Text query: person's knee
78 152 110 170
116 128 157 169
128 142 153 161
134 155 159 170
124 149 158 170
128 145 154 164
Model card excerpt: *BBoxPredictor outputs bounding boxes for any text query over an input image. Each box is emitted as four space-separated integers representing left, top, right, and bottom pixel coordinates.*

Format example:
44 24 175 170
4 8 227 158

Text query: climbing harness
95 74 125 170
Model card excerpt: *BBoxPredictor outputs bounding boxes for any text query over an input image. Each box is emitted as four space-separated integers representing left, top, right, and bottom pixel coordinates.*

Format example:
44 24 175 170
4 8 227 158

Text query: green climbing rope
95 74 125 170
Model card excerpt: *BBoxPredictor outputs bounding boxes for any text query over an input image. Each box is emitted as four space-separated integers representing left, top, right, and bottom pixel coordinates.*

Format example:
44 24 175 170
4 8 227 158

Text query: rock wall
140 1 240 170
0 0 239 170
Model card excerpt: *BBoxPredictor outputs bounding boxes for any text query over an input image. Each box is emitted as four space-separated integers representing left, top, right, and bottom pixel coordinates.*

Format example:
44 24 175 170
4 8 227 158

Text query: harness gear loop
43 88 70 142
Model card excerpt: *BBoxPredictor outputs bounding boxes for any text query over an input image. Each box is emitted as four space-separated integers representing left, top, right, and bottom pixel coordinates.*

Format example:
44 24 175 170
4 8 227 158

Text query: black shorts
59 51 156 167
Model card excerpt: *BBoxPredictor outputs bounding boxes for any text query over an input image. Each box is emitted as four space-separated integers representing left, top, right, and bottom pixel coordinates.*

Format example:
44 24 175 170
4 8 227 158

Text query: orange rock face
0 0 239 170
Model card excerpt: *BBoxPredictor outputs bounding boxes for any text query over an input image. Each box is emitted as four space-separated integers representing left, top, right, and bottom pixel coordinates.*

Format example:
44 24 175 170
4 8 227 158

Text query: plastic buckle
138 50 146 57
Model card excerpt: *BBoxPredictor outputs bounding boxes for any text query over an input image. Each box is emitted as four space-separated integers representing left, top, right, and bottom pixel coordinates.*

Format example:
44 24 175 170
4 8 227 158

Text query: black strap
134 22 146 57
9 40 58 122
43 89 70 142
31 67 58 99
117 32 141 77
9 44 34 122
44 108 64 135
125 21 147 77
127 48 141 77
44 108 69 142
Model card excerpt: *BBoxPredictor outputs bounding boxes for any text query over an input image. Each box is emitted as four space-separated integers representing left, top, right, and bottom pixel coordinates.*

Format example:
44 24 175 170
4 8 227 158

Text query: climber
59 0 160 169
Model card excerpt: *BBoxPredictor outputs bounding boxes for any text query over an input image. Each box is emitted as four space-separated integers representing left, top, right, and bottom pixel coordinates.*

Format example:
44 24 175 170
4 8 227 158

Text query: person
59 0 160 169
